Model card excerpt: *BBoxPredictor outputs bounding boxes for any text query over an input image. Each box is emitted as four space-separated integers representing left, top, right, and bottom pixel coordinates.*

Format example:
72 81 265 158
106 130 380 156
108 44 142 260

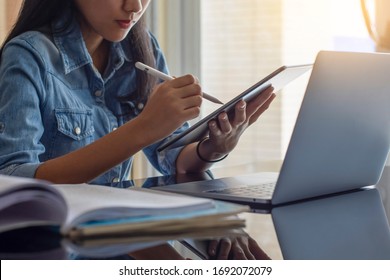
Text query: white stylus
135 62 224 105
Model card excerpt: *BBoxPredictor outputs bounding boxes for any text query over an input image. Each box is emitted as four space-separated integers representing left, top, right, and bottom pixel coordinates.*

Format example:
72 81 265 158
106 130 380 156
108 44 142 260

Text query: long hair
0 0 72 53
0 0 157 104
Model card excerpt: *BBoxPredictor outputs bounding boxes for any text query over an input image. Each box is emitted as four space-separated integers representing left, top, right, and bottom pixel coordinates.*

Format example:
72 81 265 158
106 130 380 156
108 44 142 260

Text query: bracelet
196 137 228 163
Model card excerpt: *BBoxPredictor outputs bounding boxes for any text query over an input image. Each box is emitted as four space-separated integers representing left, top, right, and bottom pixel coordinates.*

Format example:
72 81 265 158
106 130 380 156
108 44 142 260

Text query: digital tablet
157 64 313 152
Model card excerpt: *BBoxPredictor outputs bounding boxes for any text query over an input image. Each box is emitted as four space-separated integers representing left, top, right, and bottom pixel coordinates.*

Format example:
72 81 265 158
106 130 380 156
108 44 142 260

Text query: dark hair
0 0 157 105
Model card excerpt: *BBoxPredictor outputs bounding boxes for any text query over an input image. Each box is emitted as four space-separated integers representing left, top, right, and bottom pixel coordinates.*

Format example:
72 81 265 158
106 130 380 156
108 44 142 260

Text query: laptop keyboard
205 182 276 198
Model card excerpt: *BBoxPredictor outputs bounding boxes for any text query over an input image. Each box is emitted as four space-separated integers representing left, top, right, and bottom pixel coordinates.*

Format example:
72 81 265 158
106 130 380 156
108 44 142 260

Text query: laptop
149 51 390 209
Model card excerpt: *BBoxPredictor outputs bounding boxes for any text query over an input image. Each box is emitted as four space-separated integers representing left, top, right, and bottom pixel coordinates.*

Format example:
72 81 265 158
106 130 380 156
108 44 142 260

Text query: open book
0 175 248 242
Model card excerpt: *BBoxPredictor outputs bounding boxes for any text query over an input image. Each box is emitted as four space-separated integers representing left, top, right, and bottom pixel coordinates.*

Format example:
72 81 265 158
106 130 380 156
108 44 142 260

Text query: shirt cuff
1 163 40 178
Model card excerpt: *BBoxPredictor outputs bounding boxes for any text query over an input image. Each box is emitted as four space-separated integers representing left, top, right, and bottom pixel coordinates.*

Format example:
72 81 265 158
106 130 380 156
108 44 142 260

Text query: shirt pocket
45 109 95 160
49 108 95 159
55 109 94 141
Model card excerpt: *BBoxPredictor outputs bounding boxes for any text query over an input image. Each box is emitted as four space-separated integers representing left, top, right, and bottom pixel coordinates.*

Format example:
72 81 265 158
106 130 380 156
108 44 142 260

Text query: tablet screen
157 64 312 152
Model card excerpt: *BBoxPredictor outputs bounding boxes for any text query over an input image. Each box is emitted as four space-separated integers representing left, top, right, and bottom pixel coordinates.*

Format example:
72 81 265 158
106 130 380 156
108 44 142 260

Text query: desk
1 167 389 260
243 166 390 260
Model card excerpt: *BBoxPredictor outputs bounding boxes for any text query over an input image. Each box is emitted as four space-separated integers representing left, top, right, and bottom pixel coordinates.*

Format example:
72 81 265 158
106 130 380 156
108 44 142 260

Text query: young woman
0 0 274 259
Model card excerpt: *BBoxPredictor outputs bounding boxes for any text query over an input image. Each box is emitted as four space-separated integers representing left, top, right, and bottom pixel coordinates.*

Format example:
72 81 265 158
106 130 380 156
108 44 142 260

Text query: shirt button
95 90 102 97
137 103 144 110
112 127 117 131
74 127 81 135
112 177 120 183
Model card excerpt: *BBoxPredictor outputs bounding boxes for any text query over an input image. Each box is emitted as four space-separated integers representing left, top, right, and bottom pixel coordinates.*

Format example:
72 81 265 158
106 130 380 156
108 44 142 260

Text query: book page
51 184 215 233
0 175 67 232
0 175 51 196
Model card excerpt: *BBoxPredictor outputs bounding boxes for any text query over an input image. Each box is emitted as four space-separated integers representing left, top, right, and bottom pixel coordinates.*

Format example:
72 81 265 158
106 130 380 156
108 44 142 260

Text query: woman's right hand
138 74 203 142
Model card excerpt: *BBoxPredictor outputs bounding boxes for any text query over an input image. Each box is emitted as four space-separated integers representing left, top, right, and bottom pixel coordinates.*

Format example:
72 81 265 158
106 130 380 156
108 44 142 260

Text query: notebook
157 64 312 152
151 51 390 209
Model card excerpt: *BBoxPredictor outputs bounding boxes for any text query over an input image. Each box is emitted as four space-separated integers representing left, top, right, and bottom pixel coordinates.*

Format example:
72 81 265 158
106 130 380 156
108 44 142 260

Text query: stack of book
0 175 248 257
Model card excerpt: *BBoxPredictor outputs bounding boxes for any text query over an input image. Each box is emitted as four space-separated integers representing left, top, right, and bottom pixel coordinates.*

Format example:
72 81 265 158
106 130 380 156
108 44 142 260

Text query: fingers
156 74 202 120
157 74 202 101
230 238 251 260
208 105 241 138
208 237 260 260
247 236 272 260
248 93 276 125
166 74 202 98
207 102 245 141
214 100 247 131
234 236 256 260
141 74 203 140
208 239 219 258
169 74 198 88
208 238 232 260
207 236 271 260
217 113 232 133
234 100 247 125
246 86 274 118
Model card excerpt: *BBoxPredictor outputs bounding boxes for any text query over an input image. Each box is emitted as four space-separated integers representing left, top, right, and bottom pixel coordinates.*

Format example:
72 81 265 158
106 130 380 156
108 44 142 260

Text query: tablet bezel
157 64 312 152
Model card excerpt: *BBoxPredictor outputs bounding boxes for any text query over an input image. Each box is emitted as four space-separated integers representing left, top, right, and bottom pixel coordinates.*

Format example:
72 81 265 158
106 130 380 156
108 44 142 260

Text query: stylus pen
135 62 224 105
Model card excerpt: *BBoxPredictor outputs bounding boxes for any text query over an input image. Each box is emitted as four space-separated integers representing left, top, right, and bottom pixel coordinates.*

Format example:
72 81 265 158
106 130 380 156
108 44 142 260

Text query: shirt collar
111 38 133 70
52 10 132 75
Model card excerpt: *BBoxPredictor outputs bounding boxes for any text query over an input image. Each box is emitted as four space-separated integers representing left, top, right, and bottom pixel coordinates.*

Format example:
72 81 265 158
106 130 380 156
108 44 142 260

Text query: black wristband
196 137 228 163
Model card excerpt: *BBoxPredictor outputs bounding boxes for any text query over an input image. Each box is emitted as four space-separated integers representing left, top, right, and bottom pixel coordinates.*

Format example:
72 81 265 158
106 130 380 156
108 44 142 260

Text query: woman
0 0 274 259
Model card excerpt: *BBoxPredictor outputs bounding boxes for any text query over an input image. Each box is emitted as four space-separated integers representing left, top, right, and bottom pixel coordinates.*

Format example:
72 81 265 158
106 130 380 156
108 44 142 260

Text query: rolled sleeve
142 143 184 175
0 163 41 178
143 123 189 175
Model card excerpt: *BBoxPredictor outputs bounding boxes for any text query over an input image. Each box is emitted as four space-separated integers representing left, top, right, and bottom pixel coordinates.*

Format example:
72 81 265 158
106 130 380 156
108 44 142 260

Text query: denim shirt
0 13 188 184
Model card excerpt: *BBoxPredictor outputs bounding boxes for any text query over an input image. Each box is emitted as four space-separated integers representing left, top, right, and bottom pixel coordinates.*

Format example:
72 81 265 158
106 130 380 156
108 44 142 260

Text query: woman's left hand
201 86 276 158
207 236 271 260
177 86 275 173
